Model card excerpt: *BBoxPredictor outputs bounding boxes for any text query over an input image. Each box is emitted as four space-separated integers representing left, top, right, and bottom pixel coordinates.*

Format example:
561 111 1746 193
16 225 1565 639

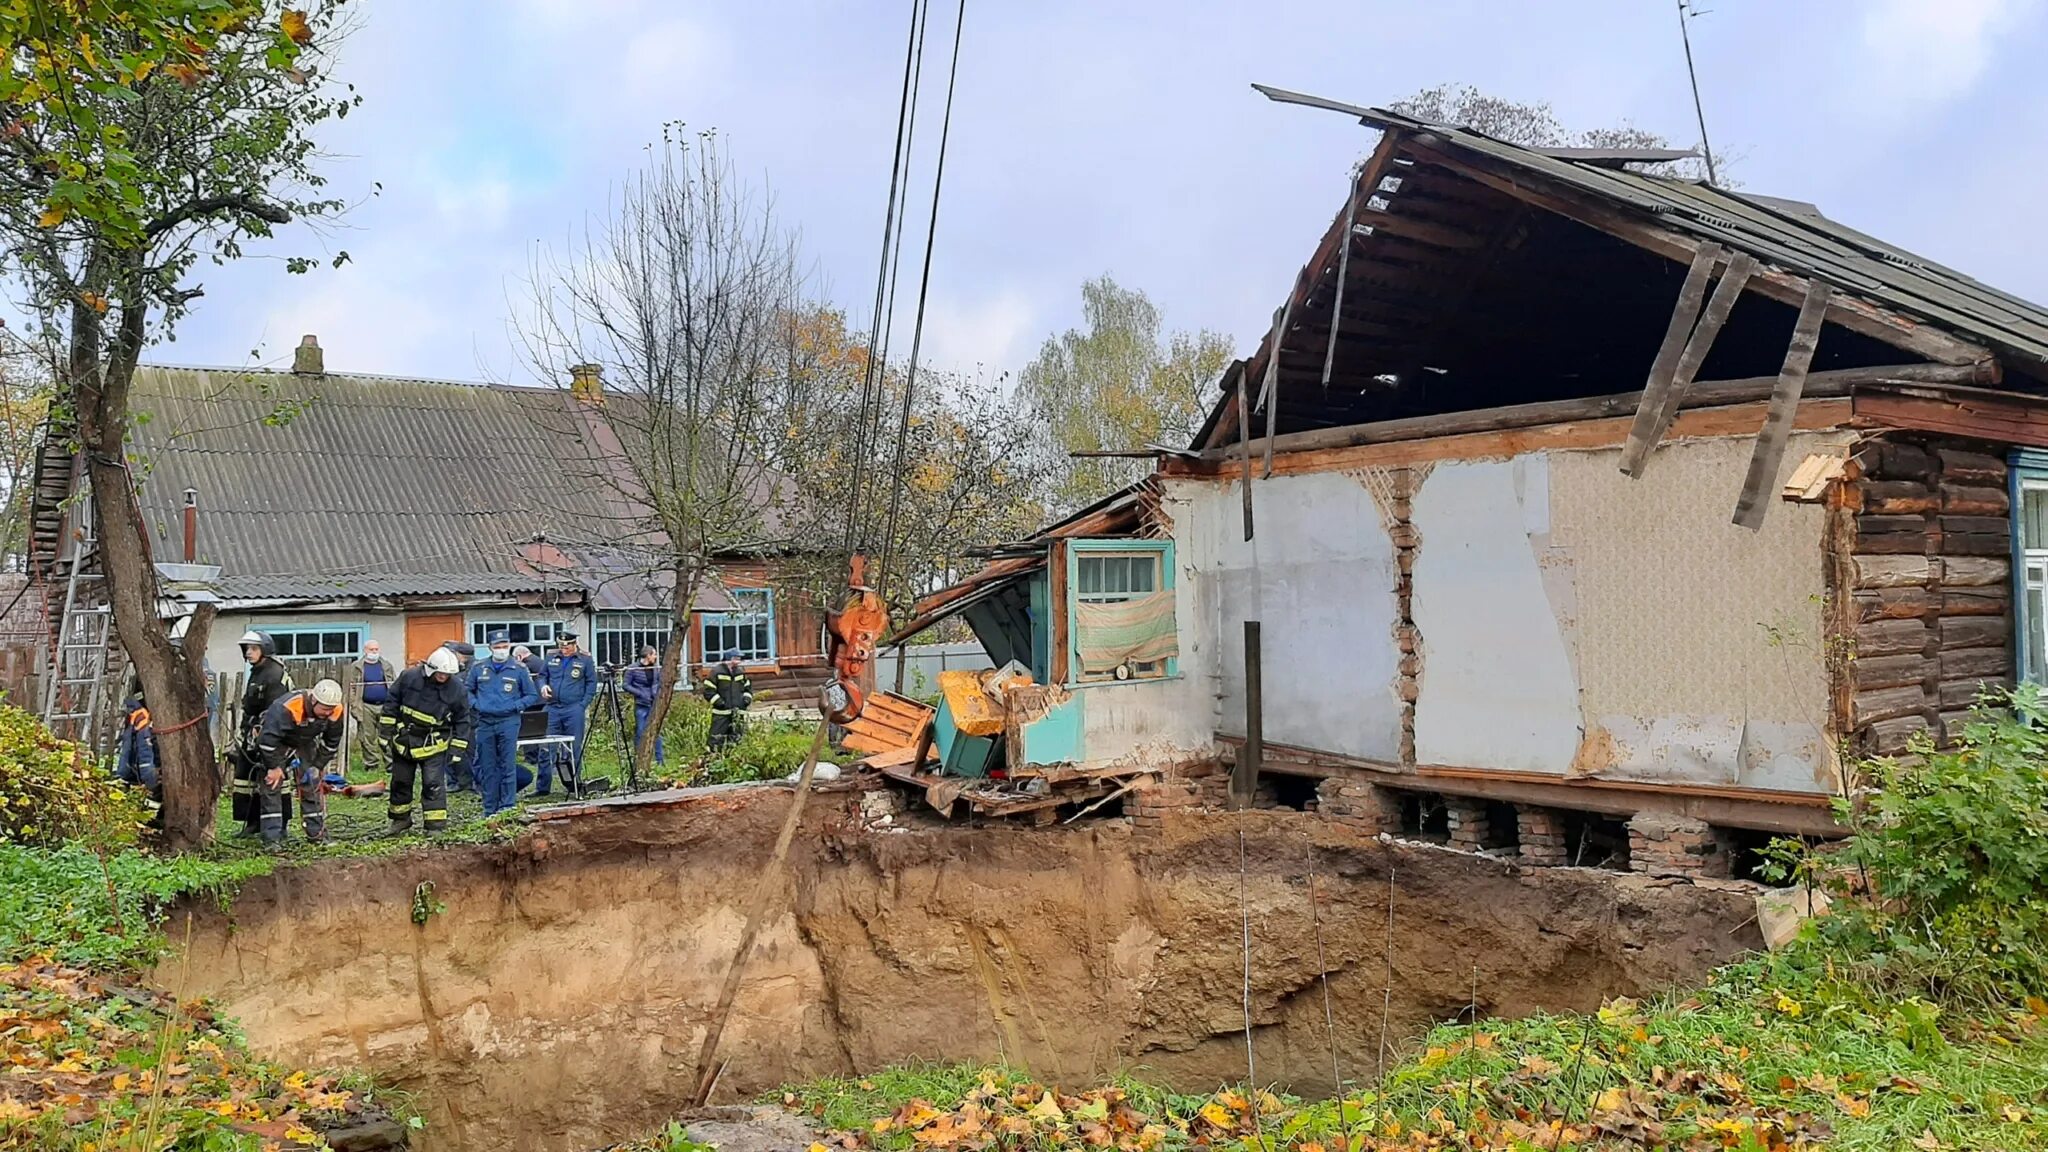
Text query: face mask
491 647 511 663
364 652 381 664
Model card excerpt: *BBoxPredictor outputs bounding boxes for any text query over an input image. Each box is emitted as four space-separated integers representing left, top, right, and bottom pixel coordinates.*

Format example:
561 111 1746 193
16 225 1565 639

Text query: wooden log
1943 534 2011 557
1939 515 2010 536
1940 677 2013 710
1869 441 1940 480
1941 587 2009 616
1942 646 2013 680
1938 615 2009 653
1852 685 1931 724
1940 711 1974 745
1855 618 1931 657
1851 653 1932 690
1735 281 1831 529
1854 532 1934 555
1939 483 2009 516
1853 555 1934 589
1940 556 2010 587
1857 514 1934 535
1860 481 1939 516
1937 448 2005 484
1624 251 1756 479
1865 714 1932 755
1852 588 1936 621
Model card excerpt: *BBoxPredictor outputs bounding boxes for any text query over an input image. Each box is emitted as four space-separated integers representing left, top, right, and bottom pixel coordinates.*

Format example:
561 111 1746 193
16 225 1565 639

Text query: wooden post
1233 620 1262 809
1238 362 1255 541
1733 281 1832 529
1623 250 1757 478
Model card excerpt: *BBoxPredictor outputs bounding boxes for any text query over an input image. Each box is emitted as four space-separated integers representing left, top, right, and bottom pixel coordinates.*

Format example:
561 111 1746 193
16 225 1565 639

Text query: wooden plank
1620 243 1722 475
1231 620 1262 810
1048 539 1070 685
1238 357 1255 540
1320 176 1360 389
1625 251 1757 478
1734 281 1832 528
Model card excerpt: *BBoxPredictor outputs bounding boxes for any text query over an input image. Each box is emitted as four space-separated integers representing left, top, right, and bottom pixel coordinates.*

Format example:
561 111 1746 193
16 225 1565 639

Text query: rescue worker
253 679 345 846
700 649 754 752
232 630 294 836
537 630 596 796
623 645 664 766
441 641 479 792
113 694 161 811
378 646 473 836
352 640 396 781
466 629 539 816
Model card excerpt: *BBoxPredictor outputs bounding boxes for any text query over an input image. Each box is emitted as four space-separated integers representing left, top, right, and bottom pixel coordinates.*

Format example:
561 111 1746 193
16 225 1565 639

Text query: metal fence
870 642 990 699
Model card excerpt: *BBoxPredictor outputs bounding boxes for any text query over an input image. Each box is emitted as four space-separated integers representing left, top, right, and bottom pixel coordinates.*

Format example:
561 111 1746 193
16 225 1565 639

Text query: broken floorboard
873 760 1151 820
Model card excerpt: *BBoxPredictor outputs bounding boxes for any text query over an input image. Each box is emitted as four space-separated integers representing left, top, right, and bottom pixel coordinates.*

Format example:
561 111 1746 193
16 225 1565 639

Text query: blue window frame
701 589 775 664
2012 451 2048 685
1063 539 1178 685
262 624 366 662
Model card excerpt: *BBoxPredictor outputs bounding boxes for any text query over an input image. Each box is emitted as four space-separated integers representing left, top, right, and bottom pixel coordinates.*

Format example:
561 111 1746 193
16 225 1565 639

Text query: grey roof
127 366 747 604
1254 84 2048 368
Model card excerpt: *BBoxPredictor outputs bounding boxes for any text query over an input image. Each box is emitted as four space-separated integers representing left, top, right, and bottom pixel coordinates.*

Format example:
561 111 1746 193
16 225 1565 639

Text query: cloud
1859 0 2037 105
913 290 1035 382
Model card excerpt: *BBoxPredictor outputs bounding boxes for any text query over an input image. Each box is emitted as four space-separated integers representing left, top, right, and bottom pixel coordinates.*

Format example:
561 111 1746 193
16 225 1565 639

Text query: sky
142 0 2048 389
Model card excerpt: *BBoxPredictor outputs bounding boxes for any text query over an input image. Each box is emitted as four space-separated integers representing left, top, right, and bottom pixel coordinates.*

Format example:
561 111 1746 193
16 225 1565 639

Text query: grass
773 946 2048 1152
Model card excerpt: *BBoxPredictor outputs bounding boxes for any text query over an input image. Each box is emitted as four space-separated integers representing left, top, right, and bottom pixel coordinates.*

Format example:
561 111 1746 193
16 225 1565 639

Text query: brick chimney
292 334 324 375
569 362 604 404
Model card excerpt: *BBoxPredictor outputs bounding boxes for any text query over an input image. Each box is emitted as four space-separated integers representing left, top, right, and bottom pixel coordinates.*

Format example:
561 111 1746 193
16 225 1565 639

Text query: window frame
700 588 776 665
262 624 367 662
1063 538 1177 685
469 619 565 659
594 611 674 669
2013 451 2048 686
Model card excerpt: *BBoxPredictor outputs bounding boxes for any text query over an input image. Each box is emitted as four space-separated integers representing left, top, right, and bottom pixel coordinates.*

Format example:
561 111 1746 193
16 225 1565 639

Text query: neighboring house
27 339 827 720
904 94 2048 874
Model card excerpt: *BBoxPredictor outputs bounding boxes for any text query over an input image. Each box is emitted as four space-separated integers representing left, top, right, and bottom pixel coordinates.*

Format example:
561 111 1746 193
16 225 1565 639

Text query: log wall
1832 434 2014 755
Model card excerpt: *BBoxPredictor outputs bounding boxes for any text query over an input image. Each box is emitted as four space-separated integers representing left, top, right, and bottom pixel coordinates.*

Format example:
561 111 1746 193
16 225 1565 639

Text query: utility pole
1676 0 1720 185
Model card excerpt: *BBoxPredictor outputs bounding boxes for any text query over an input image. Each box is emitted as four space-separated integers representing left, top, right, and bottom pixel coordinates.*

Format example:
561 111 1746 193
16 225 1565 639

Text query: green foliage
0 704 148 850
409 880 443 925
1778 686 2048 1007
582 694 821 786
0 842 271 970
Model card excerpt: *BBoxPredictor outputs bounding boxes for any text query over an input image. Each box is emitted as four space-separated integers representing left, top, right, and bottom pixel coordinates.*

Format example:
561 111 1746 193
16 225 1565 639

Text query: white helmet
311 678 344 708
425 648 460 676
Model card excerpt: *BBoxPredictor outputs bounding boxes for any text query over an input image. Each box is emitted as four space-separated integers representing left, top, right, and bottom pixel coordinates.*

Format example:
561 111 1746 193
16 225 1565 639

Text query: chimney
292 334 324 375
569 362 604 404
181 488 197 563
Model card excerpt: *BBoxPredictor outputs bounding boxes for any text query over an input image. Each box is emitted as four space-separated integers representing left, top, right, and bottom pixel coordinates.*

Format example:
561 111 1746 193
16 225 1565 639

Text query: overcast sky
147 0 2048 388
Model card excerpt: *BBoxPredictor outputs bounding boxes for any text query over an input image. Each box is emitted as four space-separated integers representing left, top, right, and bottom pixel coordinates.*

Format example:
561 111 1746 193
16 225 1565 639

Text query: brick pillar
1316 778 1402 835
1516 805 1569 866
1444 798 1491 850
1128 776 1200 835
1626 812 1726 876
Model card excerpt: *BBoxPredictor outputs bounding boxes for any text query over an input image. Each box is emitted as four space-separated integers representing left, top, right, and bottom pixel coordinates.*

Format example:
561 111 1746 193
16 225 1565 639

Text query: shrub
0 704 148 851
0 842 272 969
1782 685 2048 1007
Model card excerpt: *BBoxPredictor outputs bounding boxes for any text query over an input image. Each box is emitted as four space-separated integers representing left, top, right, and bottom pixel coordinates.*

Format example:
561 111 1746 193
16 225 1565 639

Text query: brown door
405 612 465 665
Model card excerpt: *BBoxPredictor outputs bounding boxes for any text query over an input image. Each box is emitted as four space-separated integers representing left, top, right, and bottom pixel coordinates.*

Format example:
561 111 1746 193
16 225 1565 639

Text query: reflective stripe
389 803 412 815
232 781 255 794
422 810 449 823
260 814 284 824
448 738 470 749
711 707 736 715
408 740 449 759
400 705 441 726
378 714 398 728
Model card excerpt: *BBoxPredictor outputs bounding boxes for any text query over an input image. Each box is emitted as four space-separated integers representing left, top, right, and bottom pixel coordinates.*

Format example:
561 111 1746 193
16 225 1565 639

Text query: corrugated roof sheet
127 367 737 604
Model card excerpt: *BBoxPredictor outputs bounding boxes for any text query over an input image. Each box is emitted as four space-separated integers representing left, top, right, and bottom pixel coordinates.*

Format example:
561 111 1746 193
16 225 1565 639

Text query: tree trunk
70 285 221 850
637 563 700 774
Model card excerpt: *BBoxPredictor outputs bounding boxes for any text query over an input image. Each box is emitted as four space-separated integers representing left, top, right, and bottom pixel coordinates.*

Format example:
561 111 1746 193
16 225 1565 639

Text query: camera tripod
590 666 641 793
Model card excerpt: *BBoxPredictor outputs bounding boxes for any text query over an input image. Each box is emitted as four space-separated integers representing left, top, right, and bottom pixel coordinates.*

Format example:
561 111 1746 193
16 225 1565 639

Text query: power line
1676 0 1719 185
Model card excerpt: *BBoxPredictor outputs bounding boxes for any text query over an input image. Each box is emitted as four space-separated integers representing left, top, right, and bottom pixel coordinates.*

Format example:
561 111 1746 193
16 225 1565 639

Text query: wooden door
405 612 465 665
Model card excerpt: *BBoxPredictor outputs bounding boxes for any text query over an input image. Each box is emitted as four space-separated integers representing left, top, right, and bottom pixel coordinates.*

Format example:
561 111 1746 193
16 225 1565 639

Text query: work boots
381 816 414 839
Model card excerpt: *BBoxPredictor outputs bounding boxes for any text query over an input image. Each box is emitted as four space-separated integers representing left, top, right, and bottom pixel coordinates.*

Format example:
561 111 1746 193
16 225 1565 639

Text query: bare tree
520 126 813 770
1391 84 1721 181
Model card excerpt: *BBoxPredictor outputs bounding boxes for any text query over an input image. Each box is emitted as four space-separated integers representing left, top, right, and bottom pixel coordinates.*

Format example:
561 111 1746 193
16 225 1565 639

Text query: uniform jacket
380 665 475 762
116 700 157 779
255 690 343 773
467 656 541 719
623 663 661 707
240 657 293 737
700 662 754 714
545 651 598 709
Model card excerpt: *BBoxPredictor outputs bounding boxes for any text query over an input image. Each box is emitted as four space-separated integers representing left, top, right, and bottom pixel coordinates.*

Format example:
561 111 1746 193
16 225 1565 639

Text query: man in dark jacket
700 650 754 752
351 640 397 781
622 645 664 767
253 679 345 846
114 695 160 810
232 630 294 836
379 646 473 836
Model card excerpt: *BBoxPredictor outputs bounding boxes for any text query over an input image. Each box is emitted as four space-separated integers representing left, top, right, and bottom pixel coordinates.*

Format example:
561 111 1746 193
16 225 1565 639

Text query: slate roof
126 366 758 605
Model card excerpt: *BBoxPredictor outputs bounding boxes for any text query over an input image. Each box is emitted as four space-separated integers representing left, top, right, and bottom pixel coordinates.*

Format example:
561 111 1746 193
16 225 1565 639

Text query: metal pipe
181 488 197 563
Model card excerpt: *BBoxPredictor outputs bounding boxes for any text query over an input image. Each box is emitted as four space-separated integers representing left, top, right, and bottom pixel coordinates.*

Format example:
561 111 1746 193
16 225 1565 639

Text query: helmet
311 679 344 708
425 648 460 676
238 629 276 659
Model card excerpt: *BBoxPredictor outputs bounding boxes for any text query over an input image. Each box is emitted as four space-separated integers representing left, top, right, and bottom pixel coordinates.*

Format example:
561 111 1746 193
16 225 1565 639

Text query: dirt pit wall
160 786 1763 1152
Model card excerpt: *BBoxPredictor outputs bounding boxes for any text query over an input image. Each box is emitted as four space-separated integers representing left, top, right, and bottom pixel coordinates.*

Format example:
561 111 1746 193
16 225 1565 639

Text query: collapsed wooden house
898 88 2048 873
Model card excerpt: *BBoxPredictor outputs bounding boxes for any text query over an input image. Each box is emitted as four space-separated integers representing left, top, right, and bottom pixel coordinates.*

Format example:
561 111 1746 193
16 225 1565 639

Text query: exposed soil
157 785 1763 1152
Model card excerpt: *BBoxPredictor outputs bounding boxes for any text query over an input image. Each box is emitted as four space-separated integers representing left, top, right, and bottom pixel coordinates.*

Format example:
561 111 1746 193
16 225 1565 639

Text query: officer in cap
465 629 539 816
537 630 597 796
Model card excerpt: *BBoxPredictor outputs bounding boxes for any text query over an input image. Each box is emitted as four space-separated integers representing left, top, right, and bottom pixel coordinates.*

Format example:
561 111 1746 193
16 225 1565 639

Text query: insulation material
1182 472 1402 762
1410 457 1584 774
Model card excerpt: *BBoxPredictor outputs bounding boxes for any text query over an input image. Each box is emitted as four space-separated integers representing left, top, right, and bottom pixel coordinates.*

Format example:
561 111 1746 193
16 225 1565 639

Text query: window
2018 460 2048 685
701 589 774 664
470 619 563 658
1067 542 1177 683
264 625 364 662
595 612 673 668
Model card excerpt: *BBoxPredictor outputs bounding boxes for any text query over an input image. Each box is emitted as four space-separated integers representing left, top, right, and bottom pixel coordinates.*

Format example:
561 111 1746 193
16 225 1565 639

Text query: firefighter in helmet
232 629 294 836
378 646 473 836
253 679 345 846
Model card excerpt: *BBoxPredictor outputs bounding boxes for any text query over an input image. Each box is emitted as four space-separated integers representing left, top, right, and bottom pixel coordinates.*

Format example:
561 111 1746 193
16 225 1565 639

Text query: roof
124 366 762 605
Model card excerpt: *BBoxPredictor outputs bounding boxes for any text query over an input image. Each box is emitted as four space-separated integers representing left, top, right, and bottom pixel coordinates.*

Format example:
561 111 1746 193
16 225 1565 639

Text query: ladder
41 501 117 750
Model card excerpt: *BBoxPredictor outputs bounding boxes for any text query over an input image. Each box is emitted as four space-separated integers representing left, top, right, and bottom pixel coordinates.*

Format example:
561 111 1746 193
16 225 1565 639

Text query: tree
520 126 813 774
1391 84 1716 181
1 1 360 848
1018 276 1233 510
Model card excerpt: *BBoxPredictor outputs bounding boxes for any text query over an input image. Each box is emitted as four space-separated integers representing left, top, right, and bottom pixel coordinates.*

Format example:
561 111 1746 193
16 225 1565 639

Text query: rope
876 0 968 600
154 710 207 737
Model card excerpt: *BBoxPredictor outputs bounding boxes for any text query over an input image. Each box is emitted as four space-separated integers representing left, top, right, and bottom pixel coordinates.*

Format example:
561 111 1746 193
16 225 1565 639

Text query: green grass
0 842 274 970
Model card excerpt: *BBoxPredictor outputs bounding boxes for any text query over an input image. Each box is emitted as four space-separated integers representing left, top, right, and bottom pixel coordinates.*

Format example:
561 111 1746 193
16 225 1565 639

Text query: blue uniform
467 655 540 815
539 649 597 793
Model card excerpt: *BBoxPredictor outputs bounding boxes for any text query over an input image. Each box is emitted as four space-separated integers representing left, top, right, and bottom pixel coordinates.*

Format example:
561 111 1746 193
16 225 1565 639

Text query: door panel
405 612 465 665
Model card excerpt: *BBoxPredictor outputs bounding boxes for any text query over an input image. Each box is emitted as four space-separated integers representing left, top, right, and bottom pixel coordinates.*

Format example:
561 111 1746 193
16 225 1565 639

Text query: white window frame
470 619 564 659
701 589 775 665
265 624 365 662
2018 473 2048 686
1071 546 1171 682
595 611 674 668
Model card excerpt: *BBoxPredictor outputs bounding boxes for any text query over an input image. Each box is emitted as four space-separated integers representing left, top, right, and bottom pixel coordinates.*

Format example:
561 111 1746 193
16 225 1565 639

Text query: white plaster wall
203 611 407 677
1174 472 1403 762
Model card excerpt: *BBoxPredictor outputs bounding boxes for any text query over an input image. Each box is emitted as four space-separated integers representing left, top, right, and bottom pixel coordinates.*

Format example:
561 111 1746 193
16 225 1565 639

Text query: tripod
591 667 640 793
